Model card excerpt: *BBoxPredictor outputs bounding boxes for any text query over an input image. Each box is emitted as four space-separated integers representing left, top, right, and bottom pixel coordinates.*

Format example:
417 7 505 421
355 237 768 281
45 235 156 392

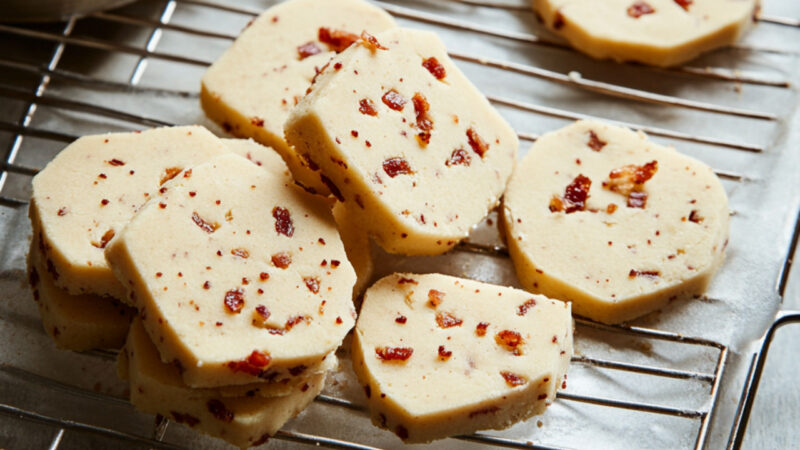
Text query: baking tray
0 0 798 448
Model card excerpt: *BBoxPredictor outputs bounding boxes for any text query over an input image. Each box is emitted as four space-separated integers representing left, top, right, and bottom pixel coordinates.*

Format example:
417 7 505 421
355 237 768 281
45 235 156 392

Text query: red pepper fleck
160 167 182 185
231 248 249 258
364 385 371 398
445 148 472 167
396 425 409 440
224 288 245 313
318 27 359 53
476 322 489 337
297 41 322 60
688 210 704 223
422 57 446 80
382 89 407 111
395 315 407 324
304 277 320 294
183 169 192 178
100 199 110 206
320 174 344 202
207 399 234 422
192 212 219 233
629 269 660 279
358 98 378 116
331 259 341 268
553 11 565 29
271 252 291 269
587 130 607 151
517 298 537 316
398 277 418 285
226 350 271 376
107 158 125 166
171 412 200 427
538 394 548 400
435 311 463 328
335 316 343 324
285 315 310 331
203 281 211 289
57 207 67 216
428 289 445 308
412 92 433 145
627 1 655 18
376 347 413 362
383 157 413 178
334 62 342 70
495 330 524 354
360 31 387 51
289 365 307 376
466 128 489 158
350 130 359 138
438 345 452 361
91 229 115 249
500 371 527 387
469 406 500 418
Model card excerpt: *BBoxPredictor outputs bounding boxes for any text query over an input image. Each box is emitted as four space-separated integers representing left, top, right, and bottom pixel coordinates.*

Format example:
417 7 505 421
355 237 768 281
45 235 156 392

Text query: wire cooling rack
0 0 799 449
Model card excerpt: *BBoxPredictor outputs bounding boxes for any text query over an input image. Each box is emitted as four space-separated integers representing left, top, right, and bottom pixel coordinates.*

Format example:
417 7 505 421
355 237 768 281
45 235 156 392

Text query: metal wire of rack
0 0 798 449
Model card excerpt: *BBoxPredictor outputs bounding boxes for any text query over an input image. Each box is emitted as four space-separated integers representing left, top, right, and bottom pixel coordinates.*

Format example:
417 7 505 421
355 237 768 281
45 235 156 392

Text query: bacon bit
469 406 500 418
382 89 407 111
383 157 413 178
501 371 526 387
395 315 407 324
674 0 692 11
160 167 182 185
255 305 270 321
192 212 219 233
335 316 343 324
297 41 322 60
207 399 234 423
421 57 447 80
396 425 409 440
435 311 463 328
100 199 110 206
91 229 115 249
376 346 413 362
587 130 607 151
331 260 341 268
272 206 294 237
607 203 618 214
438 345 452 361
627 191 648 208
231 248 249 258
183 169 192 178
304 277 320 293
250 117 265 128
358 98 378 116
318 27 359 53
517 298 537 316
171 412 200 427
412 93 433 145
224 288 245 313
360 31 387 51
627 1 655 18
445 148 471 167
319 174 344 202
271 252 291 269
350 130 359 138
107 158 125 166
285 315 311 331
398 277 418 285
476 322 489 336
629 269 660 279
551 175 591 213
548 196 564 213
466 128 489 158
226 350 271 376
428 289 445 308
688 210 704 223
334 62 342 70
495 330 524 354
606 161 658 196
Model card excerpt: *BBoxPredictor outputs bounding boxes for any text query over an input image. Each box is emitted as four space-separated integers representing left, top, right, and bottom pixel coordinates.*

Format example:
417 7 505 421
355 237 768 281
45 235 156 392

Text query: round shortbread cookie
352 273 572 443
105 153 356 387
531 0 759 67
503 120 730 324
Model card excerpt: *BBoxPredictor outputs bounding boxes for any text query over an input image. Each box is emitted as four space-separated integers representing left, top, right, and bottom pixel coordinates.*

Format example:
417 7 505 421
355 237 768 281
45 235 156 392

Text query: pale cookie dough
286 28 518 255
532 0 760 67
223 138 290 177
503 120 730 324
28 233 134 351
332 202 374 300
201 0 396 194
106 154 356 387
30 125 229 299
122 319 326 449
352 273 573 443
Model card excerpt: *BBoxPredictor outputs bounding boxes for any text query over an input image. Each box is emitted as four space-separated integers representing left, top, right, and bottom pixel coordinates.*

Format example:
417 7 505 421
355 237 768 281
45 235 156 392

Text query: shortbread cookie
352 273 572 443
286 28 517 255
223 138 289 177
123 319 326 449
28 233 134 351
30 126 228 299
503 120 730 324
201 0 396 193
531 0 759 67
332 202 374 299
106 154 356 387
